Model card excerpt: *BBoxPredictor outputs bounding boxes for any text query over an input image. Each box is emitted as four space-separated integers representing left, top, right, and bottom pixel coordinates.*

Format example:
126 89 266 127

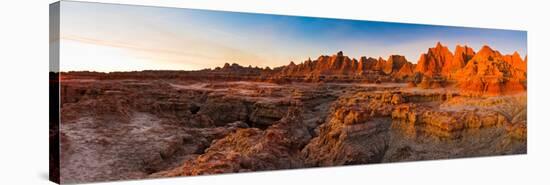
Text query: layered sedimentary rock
151 107 311 176
300 89 526 166
383 55 409 74
274 43 525 95
442 45 476 78
408 42 526 95
391 95 527 140
391 104 508 138
60 42 527 96
301 92 396 166
274 51 414 82
454 45 527 95
414 42 475 79
415 42 454 77
57 42 527 183
502 51 527 72
394 62 415 79
58 78 346 183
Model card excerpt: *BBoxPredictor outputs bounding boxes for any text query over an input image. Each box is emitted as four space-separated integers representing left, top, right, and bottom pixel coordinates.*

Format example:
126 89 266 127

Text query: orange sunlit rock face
454 45 527 96
415 42 454 77
57 42 526 183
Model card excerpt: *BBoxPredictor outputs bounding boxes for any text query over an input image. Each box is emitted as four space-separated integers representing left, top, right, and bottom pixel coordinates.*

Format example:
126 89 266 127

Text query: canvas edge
49 1 61 184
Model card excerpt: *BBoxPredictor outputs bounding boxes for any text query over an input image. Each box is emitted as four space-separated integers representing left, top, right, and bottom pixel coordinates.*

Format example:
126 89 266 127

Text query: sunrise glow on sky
57 1 527 72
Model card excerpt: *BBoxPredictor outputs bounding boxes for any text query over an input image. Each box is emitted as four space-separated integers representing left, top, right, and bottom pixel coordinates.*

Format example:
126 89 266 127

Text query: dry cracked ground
56 78 526 184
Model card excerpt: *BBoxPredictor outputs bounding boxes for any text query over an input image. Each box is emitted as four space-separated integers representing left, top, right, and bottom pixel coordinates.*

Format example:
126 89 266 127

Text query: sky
58 1 527 72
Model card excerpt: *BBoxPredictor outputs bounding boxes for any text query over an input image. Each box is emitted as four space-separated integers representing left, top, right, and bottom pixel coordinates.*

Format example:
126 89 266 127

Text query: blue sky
59 1 527 72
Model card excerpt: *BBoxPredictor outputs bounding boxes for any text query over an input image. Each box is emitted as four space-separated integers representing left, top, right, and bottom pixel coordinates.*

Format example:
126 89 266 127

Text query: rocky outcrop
407 42 526 95
442 45 475 78
392 104 509 138
415 42 454 77
417 76 446 89
414 42 475 79
152 107 311 176
214 63 266 74
278 51 357 77
60 84 131 123
300 91 404 166
394 62 415 79
301 111 389 166
383 55 409 75
392 95 527 140
58 79 316 183
274 51 414 82
61 42 526 96
58 42 527 183
454 45 526 96
502 51 527 73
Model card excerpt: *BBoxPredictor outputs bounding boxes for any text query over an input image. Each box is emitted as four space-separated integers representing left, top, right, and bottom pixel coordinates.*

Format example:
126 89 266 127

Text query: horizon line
57 42 527 73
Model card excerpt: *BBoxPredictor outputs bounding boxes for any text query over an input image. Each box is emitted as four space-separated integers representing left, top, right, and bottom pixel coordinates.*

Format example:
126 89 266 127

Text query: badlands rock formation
152 107 312 176
412 42 526 95
55 42 527 183
61 42 526 96
274 51 414 83
455 46 527 95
